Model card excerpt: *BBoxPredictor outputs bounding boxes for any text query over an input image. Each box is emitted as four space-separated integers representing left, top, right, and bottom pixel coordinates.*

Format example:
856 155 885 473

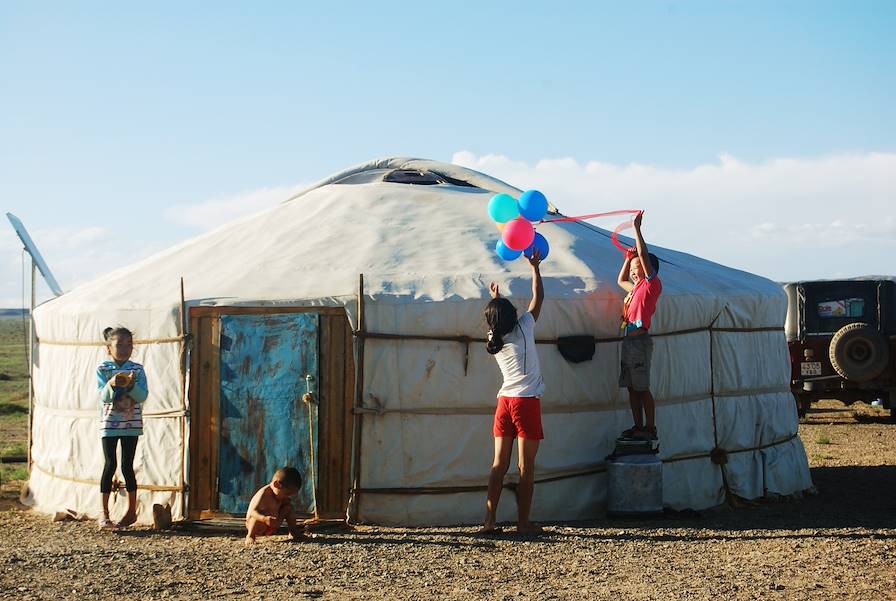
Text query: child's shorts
494 396 544 440
263 520 281 536
247 517 281 536
619 334 654 392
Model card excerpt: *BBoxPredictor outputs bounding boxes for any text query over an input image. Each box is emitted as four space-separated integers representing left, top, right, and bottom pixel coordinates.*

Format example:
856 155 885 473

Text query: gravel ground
1 401 894 601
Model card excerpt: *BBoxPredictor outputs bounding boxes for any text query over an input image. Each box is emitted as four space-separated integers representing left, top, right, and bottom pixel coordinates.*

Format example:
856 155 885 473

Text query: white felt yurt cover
25 157 812 525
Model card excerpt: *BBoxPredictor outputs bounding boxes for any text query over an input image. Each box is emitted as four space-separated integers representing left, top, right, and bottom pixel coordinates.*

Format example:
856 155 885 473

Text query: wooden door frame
187 306 355 520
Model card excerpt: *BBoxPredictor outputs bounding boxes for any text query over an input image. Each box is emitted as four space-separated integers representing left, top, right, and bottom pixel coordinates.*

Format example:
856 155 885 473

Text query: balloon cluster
487 190 551 262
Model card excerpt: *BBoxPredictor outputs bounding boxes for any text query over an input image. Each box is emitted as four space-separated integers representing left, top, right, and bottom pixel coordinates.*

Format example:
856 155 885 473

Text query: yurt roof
35 157 783 320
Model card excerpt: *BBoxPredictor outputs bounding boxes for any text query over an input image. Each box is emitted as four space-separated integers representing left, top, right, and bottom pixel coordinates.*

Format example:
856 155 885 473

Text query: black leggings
100 436 138 493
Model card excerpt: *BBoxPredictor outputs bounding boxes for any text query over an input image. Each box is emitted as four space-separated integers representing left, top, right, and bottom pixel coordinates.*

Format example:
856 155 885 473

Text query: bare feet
116 512 137 529
475 525 503 535
516 522 544 535
244 535 256 547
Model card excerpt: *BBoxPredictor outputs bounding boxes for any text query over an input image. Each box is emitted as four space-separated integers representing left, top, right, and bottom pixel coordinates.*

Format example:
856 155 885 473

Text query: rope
662 432 800 464
36 335 186 347
303 393 320 520
354 324 783 346
31 462 184 492
353 432 802 495
707 311 733 499
351 386 793 417
31 404 186 418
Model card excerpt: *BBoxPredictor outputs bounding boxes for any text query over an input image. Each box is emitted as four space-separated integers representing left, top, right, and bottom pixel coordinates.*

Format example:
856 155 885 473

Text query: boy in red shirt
616 212 663 441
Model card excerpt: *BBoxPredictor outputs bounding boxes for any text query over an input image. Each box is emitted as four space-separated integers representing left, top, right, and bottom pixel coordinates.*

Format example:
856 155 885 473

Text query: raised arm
617 251 635 292
633 211 653 279
527 251 544 321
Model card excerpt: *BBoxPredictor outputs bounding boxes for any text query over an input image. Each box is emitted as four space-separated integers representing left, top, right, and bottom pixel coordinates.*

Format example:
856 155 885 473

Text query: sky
1 2 894 307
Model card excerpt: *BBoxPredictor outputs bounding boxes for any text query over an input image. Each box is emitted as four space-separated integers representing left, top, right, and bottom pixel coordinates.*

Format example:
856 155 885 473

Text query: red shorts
493 396 544 440
263 521 280 536
247 517 281 536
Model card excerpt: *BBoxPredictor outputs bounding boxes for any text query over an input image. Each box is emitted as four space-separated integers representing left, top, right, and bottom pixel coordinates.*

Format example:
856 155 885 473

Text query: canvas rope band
35 334 188 347
354 325 783 346
31 404 186 418
350 431 800 495
30 461 184 492
351 386 792 416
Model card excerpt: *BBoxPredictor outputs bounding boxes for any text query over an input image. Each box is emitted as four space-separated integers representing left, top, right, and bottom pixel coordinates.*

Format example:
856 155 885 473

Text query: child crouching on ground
245 467 305 546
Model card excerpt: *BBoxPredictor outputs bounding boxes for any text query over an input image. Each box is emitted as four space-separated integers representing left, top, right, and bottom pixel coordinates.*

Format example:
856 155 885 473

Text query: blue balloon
495 240 522 261
523 232 550 261
488 194 520 223
518 190 548 222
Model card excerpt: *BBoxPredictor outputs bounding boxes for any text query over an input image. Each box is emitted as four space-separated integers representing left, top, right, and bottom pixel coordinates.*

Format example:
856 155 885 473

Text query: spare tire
828 322 889 382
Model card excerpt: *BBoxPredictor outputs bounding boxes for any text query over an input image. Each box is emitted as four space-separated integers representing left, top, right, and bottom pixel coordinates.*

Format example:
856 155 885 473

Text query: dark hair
275 466 302 490
103 326 134 341
485 298 518 355
648 253 660 275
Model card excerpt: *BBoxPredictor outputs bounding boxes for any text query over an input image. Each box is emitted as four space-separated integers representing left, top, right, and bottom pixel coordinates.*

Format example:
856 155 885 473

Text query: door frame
187 306 355 520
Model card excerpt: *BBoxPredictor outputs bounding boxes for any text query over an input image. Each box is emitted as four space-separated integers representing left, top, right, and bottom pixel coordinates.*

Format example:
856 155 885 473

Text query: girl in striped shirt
96 326 148 528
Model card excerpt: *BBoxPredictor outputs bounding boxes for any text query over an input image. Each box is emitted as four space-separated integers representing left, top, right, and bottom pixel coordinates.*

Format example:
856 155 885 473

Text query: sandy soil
1 400 894 600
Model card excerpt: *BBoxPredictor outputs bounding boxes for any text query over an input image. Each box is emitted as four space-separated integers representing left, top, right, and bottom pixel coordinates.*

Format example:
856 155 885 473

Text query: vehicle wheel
828 322 889 382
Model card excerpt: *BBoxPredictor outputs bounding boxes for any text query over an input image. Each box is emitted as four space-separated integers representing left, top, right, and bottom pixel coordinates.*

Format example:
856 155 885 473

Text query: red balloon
502 218 535 251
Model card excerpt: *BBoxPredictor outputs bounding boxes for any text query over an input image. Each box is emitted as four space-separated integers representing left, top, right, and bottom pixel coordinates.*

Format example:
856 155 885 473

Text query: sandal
97 518 116 529
633 426 658 441
620 426 643 439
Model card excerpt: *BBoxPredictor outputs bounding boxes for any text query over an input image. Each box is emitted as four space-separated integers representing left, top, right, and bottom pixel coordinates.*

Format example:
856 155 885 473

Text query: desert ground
0 400 894 600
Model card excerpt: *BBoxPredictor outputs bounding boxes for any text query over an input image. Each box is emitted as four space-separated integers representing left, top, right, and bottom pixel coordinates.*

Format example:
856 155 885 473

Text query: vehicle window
803 282 879 334
817 298 865 318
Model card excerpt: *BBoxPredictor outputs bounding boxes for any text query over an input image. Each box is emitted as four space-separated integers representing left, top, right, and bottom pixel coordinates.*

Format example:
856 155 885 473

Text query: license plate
801 361 822 376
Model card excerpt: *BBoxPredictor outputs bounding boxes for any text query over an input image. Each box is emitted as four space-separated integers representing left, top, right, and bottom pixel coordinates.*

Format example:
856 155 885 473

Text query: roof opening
383 169 444 185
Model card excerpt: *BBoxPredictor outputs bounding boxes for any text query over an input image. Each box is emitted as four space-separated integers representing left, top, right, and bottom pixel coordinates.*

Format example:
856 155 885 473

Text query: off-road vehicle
784 278 895 418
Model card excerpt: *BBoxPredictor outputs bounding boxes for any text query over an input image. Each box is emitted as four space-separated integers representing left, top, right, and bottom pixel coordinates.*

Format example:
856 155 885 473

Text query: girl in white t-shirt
479 251 544 535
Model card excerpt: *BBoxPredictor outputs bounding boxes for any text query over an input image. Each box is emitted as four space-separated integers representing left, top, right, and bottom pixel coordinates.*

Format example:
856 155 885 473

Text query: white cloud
0 184 307 307
0 225 169 308
453 151 896 281
163 184 306 230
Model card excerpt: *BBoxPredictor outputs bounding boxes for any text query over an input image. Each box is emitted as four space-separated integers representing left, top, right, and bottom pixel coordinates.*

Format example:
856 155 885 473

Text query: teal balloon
519 190 548 222
495 240 522 261
523 232 550 261
488 194 520 223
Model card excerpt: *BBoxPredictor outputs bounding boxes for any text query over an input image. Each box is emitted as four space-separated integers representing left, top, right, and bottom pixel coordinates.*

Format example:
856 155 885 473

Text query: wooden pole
347 274 365 523
179 277 188 519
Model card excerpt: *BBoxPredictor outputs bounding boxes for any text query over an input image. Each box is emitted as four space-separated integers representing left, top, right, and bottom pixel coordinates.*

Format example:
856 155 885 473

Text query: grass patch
0 463 27 484
0 317 29 378
0 401 27 416
0 442 27 458
815 436 832 445
817 453 834 460
0 317 29 458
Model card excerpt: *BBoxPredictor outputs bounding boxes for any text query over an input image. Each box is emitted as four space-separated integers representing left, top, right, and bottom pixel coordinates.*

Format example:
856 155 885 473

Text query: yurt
24 157 813 525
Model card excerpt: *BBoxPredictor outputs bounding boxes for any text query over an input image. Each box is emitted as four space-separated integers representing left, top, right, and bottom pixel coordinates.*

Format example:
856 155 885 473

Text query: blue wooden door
218 313 319 515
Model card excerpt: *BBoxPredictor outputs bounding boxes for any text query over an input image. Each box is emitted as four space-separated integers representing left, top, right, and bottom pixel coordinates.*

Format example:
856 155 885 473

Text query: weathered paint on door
218 313 319 515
